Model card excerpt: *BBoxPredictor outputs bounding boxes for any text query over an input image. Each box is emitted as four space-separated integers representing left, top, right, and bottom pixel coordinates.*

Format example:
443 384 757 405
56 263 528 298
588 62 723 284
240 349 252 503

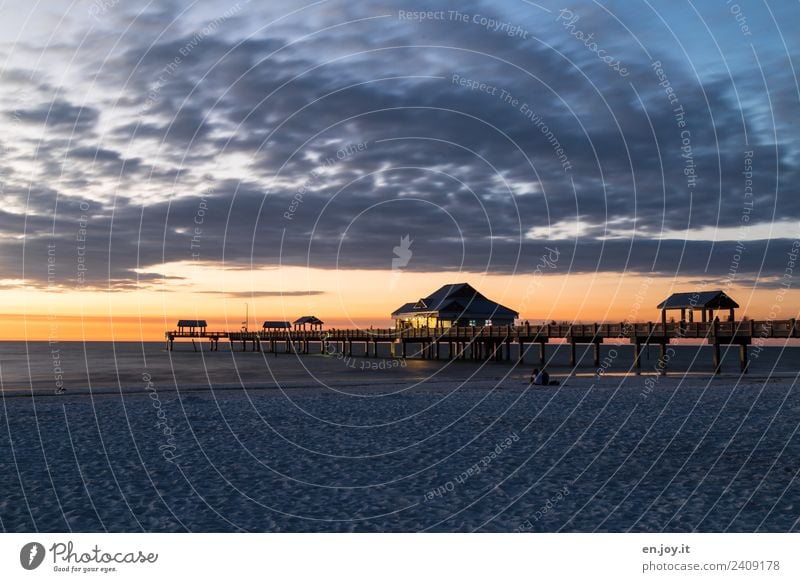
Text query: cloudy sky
1 0 798 338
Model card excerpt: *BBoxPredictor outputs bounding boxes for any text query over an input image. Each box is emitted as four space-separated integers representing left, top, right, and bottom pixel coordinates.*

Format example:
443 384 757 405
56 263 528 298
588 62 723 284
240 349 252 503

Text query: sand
0 342 798 532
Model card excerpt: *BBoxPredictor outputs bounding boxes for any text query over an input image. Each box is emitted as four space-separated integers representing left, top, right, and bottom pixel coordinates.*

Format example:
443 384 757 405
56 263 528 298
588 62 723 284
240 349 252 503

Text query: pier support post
659 343 668 375
712 342 721 374
569 340 577 367
538 341 546 365
518 341 524 363
402 341 407 358
739 343 748 373
633 341 642 374
593 341 601 367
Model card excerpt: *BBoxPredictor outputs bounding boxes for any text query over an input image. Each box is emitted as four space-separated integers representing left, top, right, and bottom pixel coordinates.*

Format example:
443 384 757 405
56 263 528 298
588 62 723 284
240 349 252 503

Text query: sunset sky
1 0 799 340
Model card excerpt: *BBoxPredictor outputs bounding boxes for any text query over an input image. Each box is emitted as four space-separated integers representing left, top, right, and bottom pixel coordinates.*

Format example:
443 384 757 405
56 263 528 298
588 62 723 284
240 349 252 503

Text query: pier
164 318 800 374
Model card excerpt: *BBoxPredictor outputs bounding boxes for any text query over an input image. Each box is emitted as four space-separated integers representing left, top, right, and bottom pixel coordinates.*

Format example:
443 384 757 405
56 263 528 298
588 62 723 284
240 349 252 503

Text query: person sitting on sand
535 368 560 386
530 368 542 385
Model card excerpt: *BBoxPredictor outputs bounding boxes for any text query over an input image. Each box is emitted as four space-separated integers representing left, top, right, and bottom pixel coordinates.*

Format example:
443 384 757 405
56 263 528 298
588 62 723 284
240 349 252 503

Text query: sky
0 0 798 339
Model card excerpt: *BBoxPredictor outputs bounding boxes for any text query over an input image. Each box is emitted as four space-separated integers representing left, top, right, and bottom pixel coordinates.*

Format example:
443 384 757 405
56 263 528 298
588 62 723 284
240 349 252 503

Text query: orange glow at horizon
1 263 798 340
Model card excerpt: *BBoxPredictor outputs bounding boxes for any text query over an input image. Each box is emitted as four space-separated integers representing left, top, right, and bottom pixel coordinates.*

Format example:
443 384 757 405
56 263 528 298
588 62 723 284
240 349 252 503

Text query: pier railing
164 319 799 372
166 319 800 342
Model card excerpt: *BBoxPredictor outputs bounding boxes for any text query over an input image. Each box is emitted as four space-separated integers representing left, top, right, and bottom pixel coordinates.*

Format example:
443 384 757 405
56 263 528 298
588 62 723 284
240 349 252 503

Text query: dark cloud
1 0 798 290
200 291 326 298
12 99 99 132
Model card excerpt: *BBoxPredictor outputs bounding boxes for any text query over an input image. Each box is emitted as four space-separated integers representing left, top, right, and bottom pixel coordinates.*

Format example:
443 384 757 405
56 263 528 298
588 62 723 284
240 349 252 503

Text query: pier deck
165 319 799 374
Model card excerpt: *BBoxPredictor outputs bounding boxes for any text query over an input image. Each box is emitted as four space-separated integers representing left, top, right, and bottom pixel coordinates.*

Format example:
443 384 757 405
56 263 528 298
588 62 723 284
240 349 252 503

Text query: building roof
392 283 519 320
293 315 324 325
262 321 291 329
657 291 739 310
177 319 207 327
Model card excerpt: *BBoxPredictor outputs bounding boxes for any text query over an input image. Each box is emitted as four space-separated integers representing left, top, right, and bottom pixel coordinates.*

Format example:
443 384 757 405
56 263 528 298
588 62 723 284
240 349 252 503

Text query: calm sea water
0 341 798 394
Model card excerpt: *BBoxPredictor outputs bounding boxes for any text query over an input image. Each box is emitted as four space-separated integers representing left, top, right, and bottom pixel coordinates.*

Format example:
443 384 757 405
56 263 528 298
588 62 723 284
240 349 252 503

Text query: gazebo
176 319 207 333
262 321 291 330
657 291 739 325
293 316 324 331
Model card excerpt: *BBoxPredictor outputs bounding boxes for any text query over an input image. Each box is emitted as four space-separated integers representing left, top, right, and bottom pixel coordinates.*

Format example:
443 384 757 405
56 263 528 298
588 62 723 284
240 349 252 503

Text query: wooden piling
739 343 748 373
633 340 642 374
712 342 721 374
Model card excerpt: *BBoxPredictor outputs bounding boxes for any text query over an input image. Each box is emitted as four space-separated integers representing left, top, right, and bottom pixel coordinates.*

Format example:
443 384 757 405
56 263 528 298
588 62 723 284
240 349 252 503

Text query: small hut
657 291 739 324
263 321 291 330
176 319 207 333
293 316 324 331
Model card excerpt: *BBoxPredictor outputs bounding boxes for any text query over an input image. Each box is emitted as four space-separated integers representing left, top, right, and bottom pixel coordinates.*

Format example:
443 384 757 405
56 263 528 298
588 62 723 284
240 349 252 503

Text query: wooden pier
165 319 800 374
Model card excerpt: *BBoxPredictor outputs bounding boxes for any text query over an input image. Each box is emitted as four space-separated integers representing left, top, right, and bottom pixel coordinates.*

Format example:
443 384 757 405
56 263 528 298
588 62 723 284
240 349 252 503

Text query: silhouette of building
392 283 518 329
262 321 291 330
293 316 324 331
176 319 207 333
657 290 740 323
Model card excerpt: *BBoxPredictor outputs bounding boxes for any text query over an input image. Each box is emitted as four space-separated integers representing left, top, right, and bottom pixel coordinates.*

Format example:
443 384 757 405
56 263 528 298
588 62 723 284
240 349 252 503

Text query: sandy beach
1 342 798 532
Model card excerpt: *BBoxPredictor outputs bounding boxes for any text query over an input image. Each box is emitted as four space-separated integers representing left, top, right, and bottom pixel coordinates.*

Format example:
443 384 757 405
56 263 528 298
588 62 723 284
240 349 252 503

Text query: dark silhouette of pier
164 318 800 375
